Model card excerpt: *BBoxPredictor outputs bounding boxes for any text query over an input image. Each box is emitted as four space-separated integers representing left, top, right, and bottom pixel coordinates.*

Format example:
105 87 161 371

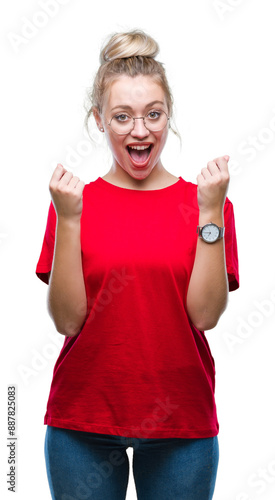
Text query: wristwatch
197 222 225 243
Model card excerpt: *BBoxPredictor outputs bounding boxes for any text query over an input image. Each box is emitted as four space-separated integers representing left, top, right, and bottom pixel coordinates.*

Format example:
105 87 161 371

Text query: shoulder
178 177 198 207
179 177 197 192
82 178 102 199
83 178 99 191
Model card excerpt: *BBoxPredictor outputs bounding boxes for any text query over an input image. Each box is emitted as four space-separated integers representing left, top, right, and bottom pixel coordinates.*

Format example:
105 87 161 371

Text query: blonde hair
84 29 181 141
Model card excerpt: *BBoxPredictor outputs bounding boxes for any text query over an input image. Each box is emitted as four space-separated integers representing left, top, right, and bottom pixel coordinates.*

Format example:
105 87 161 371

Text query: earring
100 127 104 132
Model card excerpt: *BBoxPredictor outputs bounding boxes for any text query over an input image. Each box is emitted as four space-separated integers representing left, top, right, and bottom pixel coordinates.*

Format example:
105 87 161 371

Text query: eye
147 110 162 120
114 113 131 122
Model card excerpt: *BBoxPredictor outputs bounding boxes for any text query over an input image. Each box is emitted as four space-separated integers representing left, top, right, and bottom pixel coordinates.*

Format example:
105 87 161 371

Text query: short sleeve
35 201 57 285
224 198 239 291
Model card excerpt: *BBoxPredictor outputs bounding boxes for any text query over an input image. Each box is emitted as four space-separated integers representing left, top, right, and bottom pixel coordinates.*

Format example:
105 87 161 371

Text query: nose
130 117 150 138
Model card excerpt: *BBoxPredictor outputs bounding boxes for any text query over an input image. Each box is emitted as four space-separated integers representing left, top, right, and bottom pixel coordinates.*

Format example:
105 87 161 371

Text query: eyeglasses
107 110 170 135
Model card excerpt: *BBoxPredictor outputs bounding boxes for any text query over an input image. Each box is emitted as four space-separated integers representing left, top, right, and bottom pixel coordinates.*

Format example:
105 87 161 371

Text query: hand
197 155 230 215
49 164 85 221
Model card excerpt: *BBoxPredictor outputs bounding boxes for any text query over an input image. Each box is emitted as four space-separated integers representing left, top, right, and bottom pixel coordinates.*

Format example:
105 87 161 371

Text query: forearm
186 210 228 331
47 217 87 337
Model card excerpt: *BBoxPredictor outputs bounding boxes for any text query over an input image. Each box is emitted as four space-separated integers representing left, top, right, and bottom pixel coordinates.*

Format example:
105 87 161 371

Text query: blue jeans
44 425 219 500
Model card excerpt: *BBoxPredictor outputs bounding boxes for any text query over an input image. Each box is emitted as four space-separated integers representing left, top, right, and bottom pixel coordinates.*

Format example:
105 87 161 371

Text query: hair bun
100 29 159 64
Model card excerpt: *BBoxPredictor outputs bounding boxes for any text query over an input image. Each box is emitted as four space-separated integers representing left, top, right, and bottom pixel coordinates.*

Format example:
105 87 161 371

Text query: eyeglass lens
110 111 168 134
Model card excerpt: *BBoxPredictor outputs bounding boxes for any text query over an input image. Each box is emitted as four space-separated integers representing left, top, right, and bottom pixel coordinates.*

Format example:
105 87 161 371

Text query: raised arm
47 164 87 337
186 155 230 331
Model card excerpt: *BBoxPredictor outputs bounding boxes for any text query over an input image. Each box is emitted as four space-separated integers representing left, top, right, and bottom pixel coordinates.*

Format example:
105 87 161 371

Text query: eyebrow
110 100 166 112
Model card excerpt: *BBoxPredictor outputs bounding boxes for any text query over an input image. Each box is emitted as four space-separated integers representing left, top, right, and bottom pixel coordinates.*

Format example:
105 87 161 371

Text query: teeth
128 145 151 150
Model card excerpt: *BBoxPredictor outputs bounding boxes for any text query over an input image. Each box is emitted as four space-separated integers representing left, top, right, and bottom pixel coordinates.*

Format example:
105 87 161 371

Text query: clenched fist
49 164 85 221
197 155 230 215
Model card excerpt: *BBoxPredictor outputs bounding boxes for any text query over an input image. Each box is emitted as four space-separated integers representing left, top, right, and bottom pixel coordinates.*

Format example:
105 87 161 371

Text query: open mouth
126 144 153 166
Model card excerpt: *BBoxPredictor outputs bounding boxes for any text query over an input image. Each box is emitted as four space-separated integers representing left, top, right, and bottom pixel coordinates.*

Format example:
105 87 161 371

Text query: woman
36 29 239 500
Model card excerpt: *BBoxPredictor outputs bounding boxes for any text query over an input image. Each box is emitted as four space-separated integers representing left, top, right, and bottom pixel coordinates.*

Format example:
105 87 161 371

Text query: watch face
201 224 219 242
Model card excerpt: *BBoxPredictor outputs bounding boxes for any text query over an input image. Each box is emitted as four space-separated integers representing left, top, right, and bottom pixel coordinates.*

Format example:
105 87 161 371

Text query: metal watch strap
196 224 225 238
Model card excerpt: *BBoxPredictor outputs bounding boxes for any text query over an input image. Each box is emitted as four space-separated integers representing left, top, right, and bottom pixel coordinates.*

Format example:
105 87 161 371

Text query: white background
1 1 275 499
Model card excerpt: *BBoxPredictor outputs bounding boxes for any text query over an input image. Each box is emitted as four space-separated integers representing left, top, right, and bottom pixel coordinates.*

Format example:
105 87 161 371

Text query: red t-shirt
35 176 239 439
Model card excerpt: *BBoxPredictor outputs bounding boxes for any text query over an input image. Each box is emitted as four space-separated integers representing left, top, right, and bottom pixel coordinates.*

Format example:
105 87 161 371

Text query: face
93 75 170 181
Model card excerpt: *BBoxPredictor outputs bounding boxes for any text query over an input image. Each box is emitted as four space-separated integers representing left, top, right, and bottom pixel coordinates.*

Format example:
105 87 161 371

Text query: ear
92 107 104 132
